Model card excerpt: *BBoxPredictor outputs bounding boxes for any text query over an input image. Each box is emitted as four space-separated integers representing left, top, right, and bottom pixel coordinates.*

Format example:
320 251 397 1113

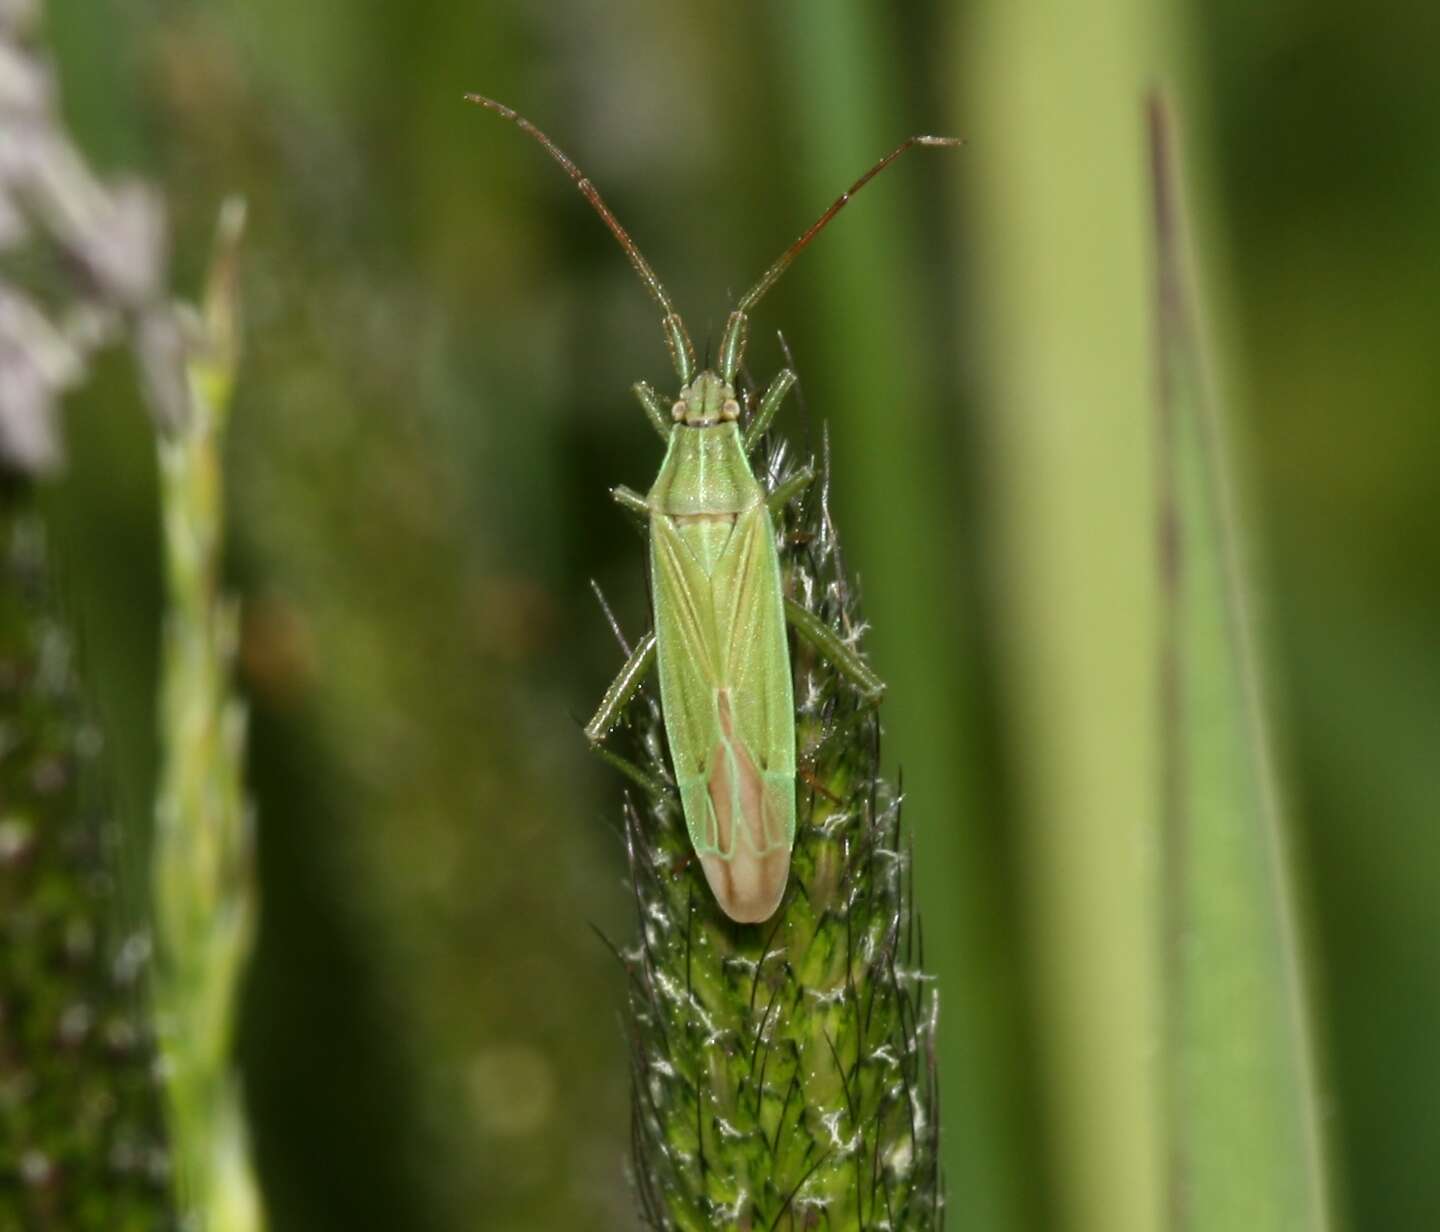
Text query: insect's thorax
647 420 762 520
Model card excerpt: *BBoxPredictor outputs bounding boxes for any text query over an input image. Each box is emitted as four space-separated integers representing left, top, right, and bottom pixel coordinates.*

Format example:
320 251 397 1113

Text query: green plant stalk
960 3 1165 1227
150 201 265 1232
609 431 942 1230
765 9 1030 1223
1150 97 1331 1231
0 482 174 1231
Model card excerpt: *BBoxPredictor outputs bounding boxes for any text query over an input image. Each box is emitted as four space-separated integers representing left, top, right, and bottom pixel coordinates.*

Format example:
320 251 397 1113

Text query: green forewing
648 425 796 923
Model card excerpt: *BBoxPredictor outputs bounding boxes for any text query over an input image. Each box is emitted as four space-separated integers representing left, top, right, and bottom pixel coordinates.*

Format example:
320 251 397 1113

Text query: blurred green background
36 0 1437 1229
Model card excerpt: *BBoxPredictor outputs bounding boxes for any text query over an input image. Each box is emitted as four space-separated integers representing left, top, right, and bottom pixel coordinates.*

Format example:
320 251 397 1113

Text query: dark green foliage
0 485 173 1232
611 431 942 1230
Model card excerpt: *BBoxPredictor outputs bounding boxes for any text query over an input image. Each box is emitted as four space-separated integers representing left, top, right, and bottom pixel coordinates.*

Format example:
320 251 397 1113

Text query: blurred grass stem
961 2 1164 1227
151 199 265 1232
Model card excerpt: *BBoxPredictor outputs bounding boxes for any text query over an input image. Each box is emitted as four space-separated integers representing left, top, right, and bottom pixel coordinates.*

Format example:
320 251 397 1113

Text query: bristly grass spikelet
609 422 943 1228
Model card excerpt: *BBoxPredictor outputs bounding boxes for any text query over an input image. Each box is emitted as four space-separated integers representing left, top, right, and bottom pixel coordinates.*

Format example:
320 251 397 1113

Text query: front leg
584 631 669 797
784 597 885 704
632 381 671 441
766 462 815 517
744 368 798 453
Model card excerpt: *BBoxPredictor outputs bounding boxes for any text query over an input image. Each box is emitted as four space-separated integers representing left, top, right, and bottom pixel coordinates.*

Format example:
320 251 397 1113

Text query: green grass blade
1150 96 1332 1232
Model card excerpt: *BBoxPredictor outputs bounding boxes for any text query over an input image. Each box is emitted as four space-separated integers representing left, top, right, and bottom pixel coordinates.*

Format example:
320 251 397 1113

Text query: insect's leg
743 368 798 454
783 597 885 704
583 597 668 798
632 381 672 441
766 462 815 517
585 630 658 745
590 578 633 656
593 742 669 801
611 485 650 518
584 631 668 798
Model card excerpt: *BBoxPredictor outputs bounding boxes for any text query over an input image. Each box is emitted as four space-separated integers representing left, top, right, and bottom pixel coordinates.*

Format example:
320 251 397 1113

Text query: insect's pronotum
468 95 959 923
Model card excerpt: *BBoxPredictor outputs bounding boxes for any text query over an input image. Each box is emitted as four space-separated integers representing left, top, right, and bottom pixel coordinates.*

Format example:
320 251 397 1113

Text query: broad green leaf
1150 96 1332 1232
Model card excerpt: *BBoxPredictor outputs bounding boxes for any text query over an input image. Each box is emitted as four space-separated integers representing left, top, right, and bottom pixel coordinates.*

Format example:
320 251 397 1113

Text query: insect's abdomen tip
702 848 790 925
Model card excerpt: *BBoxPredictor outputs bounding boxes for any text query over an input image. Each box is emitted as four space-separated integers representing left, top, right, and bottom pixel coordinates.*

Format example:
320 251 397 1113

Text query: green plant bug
467 95 959 923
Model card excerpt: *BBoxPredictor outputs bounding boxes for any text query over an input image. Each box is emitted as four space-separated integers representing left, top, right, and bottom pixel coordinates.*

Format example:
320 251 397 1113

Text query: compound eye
671 400 687 421
721 399 741 421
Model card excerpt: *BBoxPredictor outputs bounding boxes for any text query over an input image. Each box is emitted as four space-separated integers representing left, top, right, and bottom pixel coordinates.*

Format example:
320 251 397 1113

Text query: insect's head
672 371 740 429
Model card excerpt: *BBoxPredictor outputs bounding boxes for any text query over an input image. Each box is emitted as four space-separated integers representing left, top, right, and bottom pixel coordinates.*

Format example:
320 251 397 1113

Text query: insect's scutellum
467 94 959 923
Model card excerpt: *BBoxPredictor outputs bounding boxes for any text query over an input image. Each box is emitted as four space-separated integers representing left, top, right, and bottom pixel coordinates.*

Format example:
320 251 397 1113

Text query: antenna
466 94 697 383
718 133 962 382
